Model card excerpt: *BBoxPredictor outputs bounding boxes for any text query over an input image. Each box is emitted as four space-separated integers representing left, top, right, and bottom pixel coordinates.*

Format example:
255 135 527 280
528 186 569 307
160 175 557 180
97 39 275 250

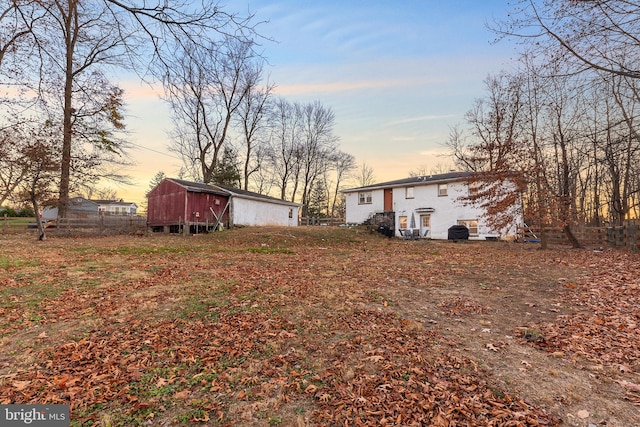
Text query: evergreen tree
213 147 241 187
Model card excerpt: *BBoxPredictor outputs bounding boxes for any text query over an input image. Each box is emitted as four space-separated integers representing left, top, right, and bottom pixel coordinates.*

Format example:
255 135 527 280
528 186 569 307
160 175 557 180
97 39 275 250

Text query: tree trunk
58 0 77 219
563 223 582 249
539 224 548 250
31 190 45 241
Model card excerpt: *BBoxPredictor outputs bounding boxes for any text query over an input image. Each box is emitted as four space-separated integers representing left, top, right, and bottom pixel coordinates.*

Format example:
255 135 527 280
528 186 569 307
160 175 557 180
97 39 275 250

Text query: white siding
232 197 299 227
344 190 385 224
345 180 521 240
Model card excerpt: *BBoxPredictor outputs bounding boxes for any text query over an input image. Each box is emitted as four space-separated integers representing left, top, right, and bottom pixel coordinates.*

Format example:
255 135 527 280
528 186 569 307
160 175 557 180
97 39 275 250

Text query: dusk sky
120 1 519 205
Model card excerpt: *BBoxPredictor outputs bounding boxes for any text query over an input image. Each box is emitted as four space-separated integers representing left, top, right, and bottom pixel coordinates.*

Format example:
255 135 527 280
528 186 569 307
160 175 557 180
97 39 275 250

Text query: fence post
628 225 638 252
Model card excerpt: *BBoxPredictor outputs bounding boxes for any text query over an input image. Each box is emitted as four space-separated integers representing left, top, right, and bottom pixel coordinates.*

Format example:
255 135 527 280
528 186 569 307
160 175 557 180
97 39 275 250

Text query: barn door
383 189 393 211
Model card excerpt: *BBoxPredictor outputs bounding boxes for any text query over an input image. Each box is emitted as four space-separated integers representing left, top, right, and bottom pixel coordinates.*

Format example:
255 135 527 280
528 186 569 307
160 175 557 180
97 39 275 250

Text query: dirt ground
378 240 640 426
0 227 639 426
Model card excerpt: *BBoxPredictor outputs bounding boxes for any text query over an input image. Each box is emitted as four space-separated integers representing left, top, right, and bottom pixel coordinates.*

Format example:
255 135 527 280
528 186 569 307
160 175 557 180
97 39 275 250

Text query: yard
0 227 639 426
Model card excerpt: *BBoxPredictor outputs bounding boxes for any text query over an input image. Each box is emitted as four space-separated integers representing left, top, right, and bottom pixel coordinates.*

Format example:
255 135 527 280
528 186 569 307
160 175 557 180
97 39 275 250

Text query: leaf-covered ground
0 227 638 426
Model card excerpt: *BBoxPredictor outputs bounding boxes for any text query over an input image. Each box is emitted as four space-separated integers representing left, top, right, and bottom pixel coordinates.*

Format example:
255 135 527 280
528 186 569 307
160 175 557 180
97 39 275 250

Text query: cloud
273 72 449 97
274 79 393 96
386 115 457 126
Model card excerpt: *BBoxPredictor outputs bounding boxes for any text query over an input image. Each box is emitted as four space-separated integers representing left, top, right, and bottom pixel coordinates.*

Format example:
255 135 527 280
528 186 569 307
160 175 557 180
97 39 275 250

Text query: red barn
147 178 230 234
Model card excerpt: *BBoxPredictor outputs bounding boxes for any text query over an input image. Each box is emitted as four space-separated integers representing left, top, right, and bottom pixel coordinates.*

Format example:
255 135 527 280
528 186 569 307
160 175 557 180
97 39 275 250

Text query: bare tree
1 1 257 217
327 150 356 217
355 161 376 187
298 101 339 217
266 97 301 201
236 62 273 190
165 38 255 184
0 123 29 207
408 163 454 177
496 1 640 79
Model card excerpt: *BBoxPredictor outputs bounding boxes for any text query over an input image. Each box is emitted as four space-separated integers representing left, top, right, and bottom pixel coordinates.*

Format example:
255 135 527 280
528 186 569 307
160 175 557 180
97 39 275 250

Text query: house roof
166 178 301 207
342 171 474 193
92 199 137 207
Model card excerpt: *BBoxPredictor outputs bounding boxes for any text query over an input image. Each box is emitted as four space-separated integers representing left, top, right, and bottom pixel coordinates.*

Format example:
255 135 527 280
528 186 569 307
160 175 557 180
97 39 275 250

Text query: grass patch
0 281 64 308
72 246 194 256
0 256 39 269
178 280 235 320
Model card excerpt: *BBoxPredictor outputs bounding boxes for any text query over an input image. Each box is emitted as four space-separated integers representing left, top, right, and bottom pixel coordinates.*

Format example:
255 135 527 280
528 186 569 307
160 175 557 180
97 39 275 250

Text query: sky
118 1 519 206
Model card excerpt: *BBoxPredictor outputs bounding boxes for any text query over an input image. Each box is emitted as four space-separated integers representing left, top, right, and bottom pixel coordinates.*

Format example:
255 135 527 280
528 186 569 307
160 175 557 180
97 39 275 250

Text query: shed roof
212 183 302 207
164 178 301 207
342 171 474 193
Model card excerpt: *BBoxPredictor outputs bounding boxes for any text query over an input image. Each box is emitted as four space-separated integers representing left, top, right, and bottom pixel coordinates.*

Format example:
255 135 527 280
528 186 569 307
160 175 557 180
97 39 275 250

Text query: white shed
211 184 301 227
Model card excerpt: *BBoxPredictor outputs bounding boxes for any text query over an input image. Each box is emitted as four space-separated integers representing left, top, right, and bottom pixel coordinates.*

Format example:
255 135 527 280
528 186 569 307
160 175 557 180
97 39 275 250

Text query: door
383 188 393 211
420 214 431 238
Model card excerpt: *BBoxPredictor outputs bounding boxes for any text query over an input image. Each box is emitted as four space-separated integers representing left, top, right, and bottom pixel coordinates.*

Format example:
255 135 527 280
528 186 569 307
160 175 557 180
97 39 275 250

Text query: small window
438 183 448 196
458 219 478 235
405 187 414 199
358 191 372 204
288 208 293 219
399 215 408 229
468 182 479 196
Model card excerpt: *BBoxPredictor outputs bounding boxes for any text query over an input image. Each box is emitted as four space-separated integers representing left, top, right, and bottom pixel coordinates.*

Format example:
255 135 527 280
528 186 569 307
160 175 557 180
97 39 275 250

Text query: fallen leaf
12 381 31 391
317 392 331 402
174 389 190 400
192 411 209 422
577 410 589 419
615 380 640 392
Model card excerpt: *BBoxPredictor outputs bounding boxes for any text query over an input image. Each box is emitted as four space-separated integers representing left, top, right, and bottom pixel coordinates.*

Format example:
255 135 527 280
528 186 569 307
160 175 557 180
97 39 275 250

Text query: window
438 183 448 196
421 215 430 228
458 219 478 235
468 182 479 196
358 191 372 204
405 187 414 199
399 215 408 229
288 208 293 219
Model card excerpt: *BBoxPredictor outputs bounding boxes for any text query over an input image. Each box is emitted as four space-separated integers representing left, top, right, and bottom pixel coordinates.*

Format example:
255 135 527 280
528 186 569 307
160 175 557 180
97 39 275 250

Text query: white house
41 197 137 219
342 171 522 240
94 199 138 216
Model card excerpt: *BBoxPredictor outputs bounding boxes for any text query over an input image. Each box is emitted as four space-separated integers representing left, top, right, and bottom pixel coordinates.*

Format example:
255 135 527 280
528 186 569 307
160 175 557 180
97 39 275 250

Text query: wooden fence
299 217 345 226
52 216 147 236
532 224 639 251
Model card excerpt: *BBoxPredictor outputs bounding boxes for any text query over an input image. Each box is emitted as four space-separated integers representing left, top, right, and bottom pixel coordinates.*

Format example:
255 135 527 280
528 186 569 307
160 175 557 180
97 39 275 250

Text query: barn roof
167 178 229 196
342 171 474 193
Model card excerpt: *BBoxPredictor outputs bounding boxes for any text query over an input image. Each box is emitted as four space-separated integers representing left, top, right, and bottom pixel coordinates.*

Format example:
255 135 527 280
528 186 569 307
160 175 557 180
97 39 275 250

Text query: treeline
450 1 640 247
0 1 357 237
163 36 357 217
